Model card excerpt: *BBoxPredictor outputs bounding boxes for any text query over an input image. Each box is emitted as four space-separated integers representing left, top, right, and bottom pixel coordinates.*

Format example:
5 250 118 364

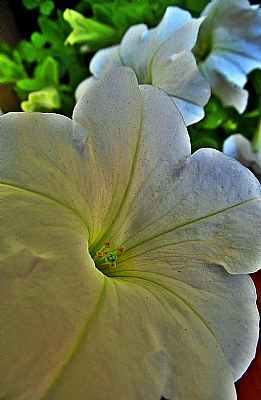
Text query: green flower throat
93 240 125 271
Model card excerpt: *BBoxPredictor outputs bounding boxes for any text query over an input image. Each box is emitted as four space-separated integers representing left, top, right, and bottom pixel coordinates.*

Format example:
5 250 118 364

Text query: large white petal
89 44 123 78
223 134 261 181
1 67 190 250
1 186 238 399
171 97 206 126
215 30 261 68
110 262 259 386
147 6 193 54
152 51 210 125
200 0 259 34
73 68 190 251
40 274 238 400
0 111 98 235
200 60 248 112
204 51 248 87
108 18 209 126
223 134 261 167
2 70 142 242
152 50 209 103
151 17 204 61
202 50 259 88
1 185 105 398
198 0 261 88
119 24 151 83
2 67 260 400
75 76 98 101
113 149 261 275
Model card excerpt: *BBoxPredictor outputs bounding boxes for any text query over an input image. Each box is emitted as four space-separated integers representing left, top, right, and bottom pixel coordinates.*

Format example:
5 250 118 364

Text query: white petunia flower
223 134 261 182
1 67 261 399
75 6 210 126
194 0 261 113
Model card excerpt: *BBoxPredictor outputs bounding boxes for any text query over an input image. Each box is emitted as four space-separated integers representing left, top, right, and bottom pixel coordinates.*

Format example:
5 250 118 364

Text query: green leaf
0 41 13 57
0 5 87 117
38 15 65 43
16 78 44 92
34 56 59 86
199 97 228 130
22 0 54 15
0 53 27 83
91 3 115 25
17 40 38 63
40 1 55 16
111 3 154 30
63 1 209 54
16 57 60 95
222 119 238 133
184 0 209 14
64 9 118 50
31 32 46 48
193 136 220 151
23 0 45 10
250 70 261 96
21 87 61 112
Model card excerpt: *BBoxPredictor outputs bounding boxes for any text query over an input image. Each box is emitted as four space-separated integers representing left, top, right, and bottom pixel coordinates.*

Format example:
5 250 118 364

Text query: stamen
117 246 125 254
93 240 125 271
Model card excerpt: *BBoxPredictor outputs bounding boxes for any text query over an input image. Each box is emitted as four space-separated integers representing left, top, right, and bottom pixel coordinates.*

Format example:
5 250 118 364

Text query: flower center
93 240 125 271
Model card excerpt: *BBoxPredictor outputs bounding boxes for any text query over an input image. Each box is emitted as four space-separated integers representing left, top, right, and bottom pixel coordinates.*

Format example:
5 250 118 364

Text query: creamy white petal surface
152 51 209 125
75 7 210 126
90 45 123 77
223 134 261 181
199 59 249 113
1 67 261 400
119 24 151 82
196 0 261 112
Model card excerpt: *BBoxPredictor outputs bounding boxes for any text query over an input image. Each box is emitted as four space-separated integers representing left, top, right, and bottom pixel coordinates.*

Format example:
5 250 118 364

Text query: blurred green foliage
22 0 55 16
1 6 87 116
65 0 210 52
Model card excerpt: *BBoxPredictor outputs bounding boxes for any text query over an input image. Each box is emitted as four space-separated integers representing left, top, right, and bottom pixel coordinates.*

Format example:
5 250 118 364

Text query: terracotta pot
236 270 261 399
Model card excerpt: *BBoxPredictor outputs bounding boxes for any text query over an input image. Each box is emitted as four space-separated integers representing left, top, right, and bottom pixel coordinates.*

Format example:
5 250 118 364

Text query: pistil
94 240 125 270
